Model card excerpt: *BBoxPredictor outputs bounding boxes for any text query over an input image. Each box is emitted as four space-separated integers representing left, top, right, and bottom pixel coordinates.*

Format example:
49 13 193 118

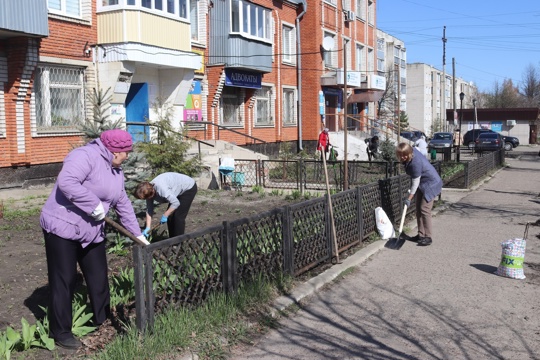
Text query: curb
272 240 386 313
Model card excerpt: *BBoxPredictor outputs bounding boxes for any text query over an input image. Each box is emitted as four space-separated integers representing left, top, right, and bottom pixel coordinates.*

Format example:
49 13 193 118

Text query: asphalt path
232 150 540 360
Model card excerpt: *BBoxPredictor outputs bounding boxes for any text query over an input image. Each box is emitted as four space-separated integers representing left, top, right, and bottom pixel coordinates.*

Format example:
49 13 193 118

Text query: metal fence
219 158 398 192
132 149 505 331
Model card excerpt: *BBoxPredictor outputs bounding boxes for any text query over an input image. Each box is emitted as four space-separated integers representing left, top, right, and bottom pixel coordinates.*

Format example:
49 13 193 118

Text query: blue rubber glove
160 215 168 224
142 227 151 237
404 198 411 207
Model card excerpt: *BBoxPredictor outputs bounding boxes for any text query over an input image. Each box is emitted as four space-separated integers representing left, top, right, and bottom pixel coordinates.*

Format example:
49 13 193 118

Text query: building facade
406 62 476 136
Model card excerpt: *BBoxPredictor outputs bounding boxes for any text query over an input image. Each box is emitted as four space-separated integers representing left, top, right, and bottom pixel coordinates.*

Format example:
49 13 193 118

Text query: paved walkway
232 148 540 360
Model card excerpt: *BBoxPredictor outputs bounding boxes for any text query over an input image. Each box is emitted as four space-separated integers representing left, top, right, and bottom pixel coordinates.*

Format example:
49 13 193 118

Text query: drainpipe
296 0 307 151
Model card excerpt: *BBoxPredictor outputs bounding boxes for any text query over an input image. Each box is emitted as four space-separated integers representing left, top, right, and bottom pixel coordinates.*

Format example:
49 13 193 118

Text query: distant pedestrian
317 128 331 161
40 129 147 350
396 143 443 246
135 172 198 238
414 135 428 158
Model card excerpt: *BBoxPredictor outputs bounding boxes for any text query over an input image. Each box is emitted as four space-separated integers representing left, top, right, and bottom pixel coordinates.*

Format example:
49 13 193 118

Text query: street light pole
458 92 465 162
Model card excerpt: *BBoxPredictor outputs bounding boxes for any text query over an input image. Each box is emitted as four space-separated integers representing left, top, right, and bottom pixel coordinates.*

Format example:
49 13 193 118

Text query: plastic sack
495 238 526 280
375 207 395 239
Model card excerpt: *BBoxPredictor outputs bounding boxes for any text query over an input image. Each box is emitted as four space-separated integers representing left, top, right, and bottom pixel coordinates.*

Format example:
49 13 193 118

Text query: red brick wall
0 5 96 169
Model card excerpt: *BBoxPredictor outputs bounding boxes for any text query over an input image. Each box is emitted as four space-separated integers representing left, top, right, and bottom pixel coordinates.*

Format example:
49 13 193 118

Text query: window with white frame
324 0 337 5
356 43 365 73
282 24 296 64
101 0 189 20
323 31 337 68
356 0 366 20
34 64 86 132
220 87 243 126
190 0 199 41
344 38 352 70
282 87 296 125
230 0 272 42
368 0 374 24
367 48 374 73
255 86 273 126
48 0 81 17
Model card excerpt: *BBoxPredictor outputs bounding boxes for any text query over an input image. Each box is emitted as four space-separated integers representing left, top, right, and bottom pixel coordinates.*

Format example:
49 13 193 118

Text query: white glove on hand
136 234 150 246
90 202 105 221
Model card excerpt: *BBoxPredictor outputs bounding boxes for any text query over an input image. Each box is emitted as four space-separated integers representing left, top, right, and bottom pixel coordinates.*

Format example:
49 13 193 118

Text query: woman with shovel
396 143 442 246
40 129 147 350
135 172 197 238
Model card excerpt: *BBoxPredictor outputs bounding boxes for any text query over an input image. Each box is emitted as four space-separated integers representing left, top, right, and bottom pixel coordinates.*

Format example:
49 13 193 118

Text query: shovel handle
398 205 408 233
104 216 149 246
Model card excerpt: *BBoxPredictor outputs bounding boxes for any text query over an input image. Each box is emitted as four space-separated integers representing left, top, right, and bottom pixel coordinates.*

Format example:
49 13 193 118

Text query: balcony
0 0 48 39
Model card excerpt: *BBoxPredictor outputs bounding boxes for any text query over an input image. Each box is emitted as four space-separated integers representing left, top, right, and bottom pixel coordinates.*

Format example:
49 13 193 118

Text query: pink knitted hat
100 129 133 152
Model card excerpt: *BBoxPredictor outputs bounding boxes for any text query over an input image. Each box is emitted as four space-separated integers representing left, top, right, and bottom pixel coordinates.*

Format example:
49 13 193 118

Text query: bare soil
0 188 303 359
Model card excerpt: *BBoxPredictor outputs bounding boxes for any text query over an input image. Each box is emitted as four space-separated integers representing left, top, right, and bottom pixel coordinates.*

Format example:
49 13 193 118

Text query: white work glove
90 202 105 221
136 234 150 246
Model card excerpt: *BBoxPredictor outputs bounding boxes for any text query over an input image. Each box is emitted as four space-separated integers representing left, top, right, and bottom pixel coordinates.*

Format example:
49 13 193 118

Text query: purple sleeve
57 150 100 215
115 187 142 237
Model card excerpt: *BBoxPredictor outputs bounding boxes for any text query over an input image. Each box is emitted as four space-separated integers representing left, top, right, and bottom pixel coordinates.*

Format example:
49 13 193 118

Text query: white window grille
48 0 81 17
282 88 296 125
34 65 85 132
255 86 273 126
231 0 272 42
220 87 243 126
282 24 296 64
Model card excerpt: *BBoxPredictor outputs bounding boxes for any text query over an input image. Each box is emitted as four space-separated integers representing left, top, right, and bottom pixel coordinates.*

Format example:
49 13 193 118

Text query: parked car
401 130 427 142
474 132 503 153
428 132 454 152
463 129 519 151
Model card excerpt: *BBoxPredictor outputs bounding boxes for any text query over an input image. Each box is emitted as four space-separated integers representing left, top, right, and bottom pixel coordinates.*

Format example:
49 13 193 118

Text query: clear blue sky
377 0 540 92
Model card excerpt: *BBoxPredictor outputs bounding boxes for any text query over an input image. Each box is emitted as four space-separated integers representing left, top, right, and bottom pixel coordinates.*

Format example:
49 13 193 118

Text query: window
283 88 296 125
34 65 85 132
368 0 374 24
190 0 199 41
282 24 296 64
356 43 365 72
230 0 272 42
325 0 337 5
345 38 352 70
110 0 187 19
221 87 243 126
367 48 374 73
356 0 366 20
323 31 337 68
48 0 81 17
255 86 273 126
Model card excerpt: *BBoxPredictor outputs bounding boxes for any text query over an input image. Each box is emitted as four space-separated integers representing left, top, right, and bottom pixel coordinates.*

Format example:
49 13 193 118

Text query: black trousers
167 183 198 237
44 232 110 341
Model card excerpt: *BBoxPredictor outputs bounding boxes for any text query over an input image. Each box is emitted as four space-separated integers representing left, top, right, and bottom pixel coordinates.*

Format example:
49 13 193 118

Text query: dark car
474 133 503 153
463 129 519 151
428 132 454 152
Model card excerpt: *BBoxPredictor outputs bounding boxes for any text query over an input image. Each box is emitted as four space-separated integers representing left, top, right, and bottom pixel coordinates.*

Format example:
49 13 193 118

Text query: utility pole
441 26 447 132
343 40 348 191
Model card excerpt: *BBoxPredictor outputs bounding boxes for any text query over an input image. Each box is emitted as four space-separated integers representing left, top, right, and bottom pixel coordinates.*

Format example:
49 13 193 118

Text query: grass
93 274 292 360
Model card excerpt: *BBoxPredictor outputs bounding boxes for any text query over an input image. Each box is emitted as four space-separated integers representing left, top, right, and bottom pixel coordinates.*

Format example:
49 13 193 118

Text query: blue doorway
126 83 149 142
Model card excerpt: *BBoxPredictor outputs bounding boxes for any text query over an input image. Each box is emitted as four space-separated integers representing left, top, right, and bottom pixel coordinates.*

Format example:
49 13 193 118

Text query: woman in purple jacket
40 129 147 350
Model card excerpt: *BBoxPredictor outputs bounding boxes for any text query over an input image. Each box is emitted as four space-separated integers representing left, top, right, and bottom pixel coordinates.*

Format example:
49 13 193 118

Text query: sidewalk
231 154 540 359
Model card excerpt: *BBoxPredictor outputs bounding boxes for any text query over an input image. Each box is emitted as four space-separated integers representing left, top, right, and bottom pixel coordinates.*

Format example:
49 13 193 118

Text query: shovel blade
385 235 406 250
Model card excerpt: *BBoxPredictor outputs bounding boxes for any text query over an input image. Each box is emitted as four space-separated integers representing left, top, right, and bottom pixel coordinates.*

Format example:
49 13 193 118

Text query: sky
377 0 540 92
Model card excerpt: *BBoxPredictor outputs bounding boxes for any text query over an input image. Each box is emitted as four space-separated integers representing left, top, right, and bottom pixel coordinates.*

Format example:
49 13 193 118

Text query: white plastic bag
495 238 526 279
375 207 395 239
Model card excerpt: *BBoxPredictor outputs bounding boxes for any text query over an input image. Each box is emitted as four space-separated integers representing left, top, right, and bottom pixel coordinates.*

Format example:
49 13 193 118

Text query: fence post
464 162 470 188
143 247 155 330
221 221 237 294
282 205 294 275
325 193 334 259
298 159 304 194
133 245 147 332
356 186 364 242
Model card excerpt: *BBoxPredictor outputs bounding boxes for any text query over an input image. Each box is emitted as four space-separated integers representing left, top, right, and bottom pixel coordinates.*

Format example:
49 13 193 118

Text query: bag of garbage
375 207 395 240
495 238 526 280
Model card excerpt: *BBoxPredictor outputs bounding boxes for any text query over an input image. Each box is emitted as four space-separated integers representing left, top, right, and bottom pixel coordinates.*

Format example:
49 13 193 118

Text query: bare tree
376 69 397 126
482 79 523 108
520 63 540 107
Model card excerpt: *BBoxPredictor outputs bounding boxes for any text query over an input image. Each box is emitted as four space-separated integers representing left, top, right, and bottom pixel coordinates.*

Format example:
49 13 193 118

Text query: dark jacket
404 148 443 202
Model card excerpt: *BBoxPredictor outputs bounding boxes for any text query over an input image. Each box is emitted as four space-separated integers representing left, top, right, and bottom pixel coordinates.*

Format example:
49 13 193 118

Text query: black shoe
418 237 432 246
410 234 420 242
55 337 82 350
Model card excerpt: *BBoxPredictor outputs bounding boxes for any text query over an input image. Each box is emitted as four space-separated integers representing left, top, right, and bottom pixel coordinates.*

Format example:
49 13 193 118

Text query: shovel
104 216 150 246
385 204 408 250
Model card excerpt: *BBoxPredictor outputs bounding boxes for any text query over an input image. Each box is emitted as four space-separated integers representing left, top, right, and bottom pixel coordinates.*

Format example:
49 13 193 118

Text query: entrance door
530 124 537 144
325 95 338 132
125 83 150 143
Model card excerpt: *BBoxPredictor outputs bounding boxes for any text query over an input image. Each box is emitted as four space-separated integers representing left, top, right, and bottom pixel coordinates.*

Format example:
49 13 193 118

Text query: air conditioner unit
344 10 355 22
507 120 517 126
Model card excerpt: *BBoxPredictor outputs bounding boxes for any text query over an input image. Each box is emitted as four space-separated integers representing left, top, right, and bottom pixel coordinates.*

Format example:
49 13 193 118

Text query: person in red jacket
317 128 331 161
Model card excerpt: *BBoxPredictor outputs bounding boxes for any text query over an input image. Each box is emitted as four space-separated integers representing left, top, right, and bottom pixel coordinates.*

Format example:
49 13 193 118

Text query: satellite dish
322 36 335 51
